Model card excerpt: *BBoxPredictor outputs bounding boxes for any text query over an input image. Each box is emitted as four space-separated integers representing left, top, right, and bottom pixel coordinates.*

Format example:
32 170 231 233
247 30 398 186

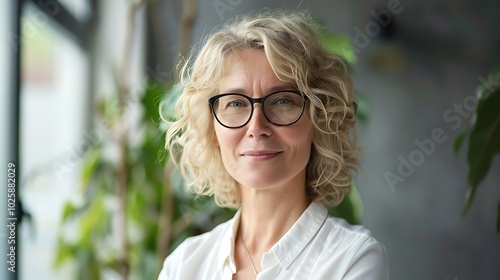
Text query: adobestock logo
384 73 499 191
51 64 169 181
351 0 412 53
10 0 61 53
384 128 448 192
213 0 243 21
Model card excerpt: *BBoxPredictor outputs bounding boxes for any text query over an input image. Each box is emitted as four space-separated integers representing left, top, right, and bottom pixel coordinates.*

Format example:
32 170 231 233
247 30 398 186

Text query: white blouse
158 201 389 280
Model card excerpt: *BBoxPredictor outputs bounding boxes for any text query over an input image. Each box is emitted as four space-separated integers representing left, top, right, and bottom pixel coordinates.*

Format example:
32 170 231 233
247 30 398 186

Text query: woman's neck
237 185 311 253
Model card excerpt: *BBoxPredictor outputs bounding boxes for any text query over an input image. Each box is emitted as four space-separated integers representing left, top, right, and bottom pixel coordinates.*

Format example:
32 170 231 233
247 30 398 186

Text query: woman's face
213 49 314 191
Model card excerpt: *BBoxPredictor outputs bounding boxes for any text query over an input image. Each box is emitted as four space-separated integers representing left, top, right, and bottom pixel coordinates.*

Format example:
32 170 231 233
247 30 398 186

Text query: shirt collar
270 201 328 269
217 201 328 272
217 208 241 273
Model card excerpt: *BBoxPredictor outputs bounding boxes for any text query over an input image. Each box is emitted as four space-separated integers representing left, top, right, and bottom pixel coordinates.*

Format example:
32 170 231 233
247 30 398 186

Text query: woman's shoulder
323 215 377 241
313 215 389 278
312 214 387 260
169 218 232 259
158 218 234 279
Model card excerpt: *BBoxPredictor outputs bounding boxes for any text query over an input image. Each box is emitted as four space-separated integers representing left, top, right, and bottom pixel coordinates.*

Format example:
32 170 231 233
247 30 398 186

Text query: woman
159 11 389 280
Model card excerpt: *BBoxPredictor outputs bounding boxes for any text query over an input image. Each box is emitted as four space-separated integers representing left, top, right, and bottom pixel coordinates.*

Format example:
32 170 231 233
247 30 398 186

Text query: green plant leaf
329 184 363 225
53 239 74 268
313 18 356 64
77 250 101 280
453 128 469 155
137 251 158 280
97 96 120 125
463 88 500 215
476 70 500 99
61 202 78 222
80 190 107 246
355 95 370 124
141 83 168 125
81 148 102 185
160 84 183 125
321 31 357 64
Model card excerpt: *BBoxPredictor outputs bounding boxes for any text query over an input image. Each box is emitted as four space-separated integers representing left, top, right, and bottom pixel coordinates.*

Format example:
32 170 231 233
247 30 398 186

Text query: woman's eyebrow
268 84 297 92
220 84 297 94
219 87 245 93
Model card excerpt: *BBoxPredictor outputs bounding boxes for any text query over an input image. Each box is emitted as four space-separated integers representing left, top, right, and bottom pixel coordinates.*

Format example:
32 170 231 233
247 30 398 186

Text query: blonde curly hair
164 10 359 208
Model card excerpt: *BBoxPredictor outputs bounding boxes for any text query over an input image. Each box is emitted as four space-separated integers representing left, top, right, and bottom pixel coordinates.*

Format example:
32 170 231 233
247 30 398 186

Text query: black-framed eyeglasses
208 90 306 129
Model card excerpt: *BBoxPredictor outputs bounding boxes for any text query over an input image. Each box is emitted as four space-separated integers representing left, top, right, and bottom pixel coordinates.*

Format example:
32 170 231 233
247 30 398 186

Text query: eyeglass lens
212 91 304 128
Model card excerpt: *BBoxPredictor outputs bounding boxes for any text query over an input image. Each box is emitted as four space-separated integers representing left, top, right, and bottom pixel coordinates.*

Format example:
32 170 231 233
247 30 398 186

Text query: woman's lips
241 151 282 160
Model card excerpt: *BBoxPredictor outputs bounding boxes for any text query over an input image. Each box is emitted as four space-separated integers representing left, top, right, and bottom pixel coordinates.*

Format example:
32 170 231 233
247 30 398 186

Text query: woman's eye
271 97 297 106
229 101 245 107
222 99 248 109
276 98 291 105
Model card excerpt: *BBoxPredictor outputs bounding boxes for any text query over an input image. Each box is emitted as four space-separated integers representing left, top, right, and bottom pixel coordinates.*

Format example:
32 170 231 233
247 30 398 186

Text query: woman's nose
246 103 272 138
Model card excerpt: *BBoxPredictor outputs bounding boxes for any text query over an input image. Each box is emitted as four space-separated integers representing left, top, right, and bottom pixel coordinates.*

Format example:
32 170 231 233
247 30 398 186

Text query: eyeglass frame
208 90 306 129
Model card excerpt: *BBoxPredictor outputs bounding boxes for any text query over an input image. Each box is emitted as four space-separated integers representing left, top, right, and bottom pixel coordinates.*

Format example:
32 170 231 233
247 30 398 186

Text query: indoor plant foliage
54 82 236 279
454 70 500 234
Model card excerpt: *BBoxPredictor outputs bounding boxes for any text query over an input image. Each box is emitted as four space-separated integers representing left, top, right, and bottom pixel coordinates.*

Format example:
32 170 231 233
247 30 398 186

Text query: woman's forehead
218 49 295 93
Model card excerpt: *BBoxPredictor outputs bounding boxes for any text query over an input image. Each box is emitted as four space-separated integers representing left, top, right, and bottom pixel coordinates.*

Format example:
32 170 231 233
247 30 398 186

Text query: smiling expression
213 49 314 192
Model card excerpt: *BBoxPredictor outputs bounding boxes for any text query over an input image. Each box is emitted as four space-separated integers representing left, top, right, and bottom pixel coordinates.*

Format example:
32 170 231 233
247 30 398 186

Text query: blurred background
1 0 500 279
